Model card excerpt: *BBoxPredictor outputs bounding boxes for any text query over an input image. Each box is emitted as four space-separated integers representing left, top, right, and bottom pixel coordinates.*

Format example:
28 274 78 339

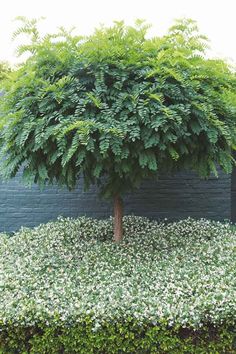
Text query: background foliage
0 62 10 82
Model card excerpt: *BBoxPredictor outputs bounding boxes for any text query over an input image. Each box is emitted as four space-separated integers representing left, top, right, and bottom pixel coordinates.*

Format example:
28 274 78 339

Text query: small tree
0 18 236 241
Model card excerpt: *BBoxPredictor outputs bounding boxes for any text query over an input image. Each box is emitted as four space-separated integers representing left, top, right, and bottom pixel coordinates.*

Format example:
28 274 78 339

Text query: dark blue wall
231 167 236 223
0 170 231 232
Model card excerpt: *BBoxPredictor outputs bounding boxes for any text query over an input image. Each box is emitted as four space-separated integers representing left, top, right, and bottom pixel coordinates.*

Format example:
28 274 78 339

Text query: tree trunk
113 195 123 242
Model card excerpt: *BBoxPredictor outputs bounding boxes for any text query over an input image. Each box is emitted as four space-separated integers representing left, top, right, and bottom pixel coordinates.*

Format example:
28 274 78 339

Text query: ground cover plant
0 216 236 353
0 18 236 241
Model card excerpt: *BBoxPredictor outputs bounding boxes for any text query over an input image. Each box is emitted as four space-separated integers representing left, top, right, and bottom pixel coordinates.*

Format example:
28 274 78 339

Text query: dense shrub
0 216 236 353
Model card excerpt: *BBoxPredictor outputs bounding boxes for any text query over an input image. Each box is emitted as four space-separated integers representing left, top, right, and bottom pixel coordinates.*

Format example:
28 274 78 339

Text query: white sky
0 0 236 65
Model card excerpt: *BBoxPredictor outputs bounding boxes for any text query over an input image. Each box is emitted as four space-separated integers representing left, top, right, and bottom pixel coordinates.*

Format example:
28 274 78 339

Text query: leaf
86 92 102 108
169 147 179 161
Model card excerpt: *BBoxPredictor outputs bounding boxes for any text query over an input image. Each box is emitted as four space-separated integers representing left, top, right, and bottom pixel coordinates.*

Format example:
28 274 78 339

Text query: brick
0 169 231 232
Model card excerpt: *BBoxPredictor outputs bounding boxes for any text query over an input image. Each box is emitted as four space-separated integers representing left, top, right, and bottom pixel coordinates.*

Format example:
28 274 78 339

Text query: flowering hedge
0 216 236 353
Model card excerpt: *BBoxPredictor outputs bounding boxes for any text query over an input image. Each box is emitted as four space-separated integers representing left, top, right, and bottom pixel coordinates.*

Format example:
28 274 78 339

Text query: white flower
0 216 235 329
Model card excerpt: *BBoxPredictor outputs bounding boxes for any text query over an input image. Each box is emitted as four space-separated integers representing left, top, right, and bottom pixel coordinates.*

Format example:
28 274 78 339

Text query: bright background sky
0 0 236 65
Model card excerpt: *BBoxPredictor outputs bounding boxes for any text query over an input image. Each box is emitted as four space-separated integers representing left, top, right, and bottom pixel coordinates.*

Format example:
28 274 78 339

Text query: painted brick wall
0 170 231 232
231 167 236 222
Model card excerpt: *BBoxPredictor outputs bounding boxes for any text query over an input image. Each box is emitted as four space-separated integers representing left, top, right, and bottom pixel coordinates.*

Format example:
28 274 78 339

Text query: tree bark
113 194 123 242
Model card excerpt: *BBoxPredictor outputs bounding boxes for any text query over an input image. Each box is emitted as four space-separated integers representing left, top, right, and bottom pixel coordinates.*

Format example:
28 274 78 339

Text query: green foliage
0 320 235 353
2 217 236 329
0 61 11 82
0 18 236 197
0 216 236 353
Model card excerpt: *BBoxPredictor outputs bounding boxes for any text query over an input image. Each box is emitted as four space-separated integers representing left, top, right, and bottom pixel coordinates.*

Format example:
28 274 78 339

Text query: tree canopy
0 18 236 240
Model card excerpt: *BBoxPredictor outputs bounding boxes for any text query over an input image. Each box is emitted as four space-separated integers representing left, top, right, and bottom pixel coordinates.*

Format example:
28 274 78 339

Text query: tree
0 18 236 242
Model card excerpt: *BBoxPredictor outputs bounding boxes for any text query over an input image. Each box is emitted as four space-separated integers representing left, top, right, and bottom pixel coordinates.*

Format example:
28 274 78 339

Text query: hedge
0 217 236 353
1 320 236 353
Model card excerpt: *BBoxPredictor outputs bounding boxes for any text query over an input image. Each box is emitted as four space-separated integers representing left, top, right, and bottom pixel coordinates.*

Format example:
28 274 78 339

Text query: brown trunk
113 194 123 242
